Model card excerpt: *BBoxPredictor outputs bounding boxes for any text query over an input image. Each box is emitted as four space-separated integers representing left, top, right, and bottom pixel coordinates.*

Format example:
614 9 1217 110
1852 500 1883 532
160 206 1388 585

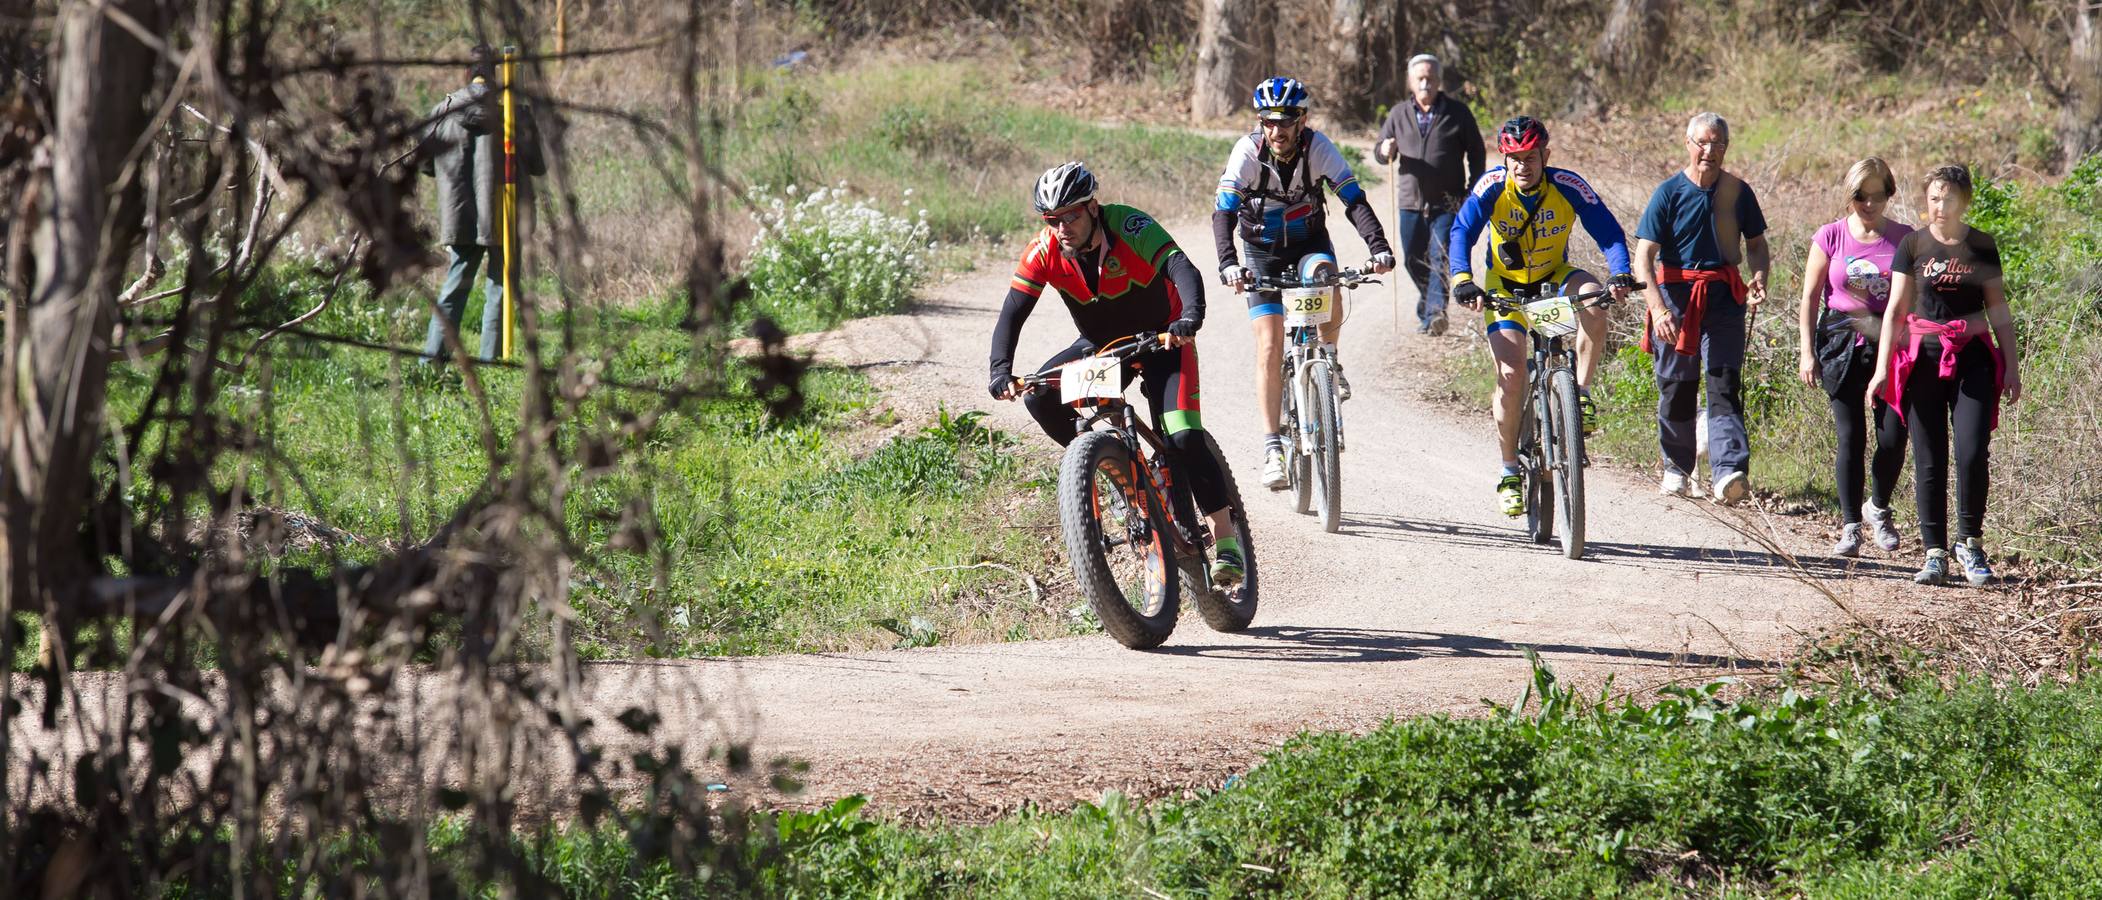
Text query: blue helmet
1251 77 1309 120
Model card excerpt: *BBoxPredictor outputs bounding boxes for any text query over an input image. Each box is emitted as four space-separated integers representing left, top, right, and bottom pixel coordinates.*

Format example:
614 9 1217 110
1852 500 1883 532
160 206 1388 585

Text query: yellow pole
501 45 518 359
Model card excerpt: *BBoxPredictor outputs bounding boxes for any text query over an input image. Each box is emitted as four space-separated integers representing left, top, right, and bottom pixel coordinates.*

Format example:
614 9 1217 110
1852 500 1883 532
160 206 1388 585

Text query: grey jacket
419 81 548 247
1371 94 1485 214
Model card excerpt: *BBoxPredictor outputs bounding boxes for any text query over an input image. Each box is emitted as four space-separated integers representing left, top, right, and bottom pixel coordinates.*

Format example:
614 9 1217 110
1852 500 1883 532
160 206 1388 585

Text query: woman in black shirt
1866 165 2024 586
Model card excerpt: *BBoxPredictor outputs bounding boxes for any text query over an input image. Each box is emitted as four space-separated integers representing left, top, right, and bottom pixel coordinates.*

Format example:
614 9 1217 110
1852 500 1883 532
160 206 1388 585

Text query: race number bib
1060 355 1122 405
1523 296 1579 338
1282 287 1333 326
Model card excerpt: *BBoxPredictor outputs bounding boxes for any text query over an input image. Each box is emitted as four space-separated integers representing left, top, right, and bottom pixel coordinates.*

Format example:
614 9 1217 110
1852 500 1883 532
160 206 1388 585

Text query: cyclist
1213 76 1395 491
989 162 1245 586
1447 116 1637 517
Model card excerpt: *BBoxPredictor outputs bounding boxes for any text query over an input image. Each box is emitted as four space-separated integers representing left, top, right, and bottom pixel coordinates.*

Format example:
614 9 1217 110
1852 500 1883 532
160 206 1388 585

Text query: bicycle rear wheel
1550 368 1587 559
1192 431 1258 632
1309 363 1343 533
1058 431 1178 649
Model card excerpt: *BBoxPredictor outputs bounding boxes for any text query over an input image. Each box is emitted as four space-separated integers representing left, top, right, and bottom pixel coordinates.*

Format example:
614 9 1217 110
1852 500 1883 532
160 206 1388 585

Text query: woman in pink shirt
1796 158 1912 558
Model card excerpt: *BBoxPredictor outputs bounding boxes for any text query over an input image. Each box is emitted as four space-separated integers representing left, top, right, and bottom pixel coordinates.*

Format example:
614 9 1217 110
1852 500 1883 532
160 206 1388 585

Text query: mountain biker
1446 115 1636 517
989 162 1246 586
1213 76 1396 492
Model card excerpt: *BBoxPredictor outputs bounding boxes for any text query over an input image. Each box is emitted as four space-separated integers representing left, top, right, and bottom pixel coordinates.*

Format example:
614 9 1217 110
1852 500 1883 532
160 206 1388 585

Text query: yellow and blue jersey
1447 166 1630 285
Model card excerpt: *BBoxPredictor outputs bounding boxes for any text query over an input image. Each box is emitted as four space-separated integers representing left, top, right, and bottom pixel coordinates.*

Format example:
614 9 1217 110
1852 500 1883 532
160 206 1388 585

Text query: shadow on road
1336 512 1911 578
1149 624 1780 670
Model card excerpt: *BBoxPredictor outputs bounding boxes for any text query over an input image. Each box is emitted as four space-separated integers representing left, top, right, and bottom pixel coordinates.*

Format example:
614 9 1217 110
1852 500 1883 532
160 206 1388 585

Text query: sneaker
1833 522 1863 558
1428 309 1449 336
1578 391 1599 435
1209 537 1245 588
1713 470 1750 506
1497 473 1525 517
1659 469 1691 498
1261 445 1289 491
1333 363 1352 402
1953 537 1994 587
1864 501 1901 552
1915 548 1950 586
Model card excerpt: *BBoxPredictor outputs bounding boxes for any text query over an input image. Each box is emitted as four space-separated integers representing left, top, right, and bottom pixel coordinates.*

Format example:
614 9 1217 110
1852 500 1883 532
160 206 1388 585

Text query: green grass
164 662 2102 896
719 60 1234 248
93 282 1072 660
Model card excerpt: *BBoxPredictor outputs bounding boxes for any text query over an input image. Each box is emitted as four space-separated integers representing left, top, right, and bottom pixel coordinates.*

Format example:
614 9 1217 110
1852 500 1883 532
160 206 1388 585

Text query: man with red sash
1632 112 1772 505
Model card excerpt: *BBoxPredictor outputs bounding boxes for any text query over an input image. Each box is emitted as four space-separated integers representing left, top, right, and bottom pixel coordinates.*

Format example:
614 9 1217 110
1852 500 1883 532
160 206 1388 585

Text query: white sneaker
1659 469 1691 498
1261 446 1288 491
1833 522 1863 558
1713 470 1750 506
1864 501 1901 552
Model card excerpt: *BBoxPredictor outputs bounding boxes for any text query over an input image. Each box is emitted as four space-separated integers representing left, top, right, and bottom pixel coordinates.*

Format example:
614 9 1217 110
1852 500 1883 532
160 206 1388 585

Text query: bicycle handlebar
1480 281 1647 315
1243 264 1383 292
1014 331 1168 391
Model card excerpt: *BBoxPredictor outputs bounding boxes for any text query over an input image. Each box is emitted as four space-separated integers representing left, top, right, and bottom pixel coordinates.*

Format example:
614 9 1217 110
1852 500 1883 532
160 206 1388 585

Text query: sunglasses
1041 206 1089 227
1852 190 1889 203
1257 112 1305 128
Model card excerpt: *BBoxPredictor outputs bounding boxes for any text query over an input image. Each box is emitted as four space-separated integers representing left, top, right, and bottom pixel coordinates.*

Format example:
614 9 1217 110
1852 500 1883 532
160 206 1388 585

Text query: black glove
989 372 1016 399
1167 318 1199 338
1607 272 1640 291
1453 279 1486 309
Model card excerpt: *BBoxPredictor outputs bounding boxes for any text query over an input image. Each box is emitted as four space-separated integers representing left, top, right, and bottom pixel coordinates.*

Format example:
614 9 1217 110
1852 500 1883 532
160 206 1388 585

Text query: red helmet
1497 116 1548 154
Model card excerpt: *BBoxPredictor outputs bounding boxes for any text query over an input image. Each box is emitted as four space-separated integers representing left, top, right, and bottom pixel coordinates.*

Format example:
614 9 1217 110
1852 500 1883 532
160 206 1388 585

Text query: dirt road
9 197 1916 827
593 192 1923 821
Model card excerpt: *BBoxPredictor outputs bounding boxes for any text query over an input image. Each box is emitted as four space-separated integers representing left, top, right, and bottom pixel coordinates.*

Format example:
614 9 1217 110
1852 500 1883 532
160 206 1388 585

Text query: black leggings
1023 338 1233 517
1904 340 1999 550
1825 343 1906 522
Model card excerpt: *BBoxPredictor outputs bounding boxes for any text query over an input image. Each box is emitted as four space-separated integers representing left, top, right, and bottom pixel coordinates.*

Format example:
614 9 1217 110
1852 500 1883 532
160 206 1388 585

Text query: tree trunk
3 0 156 662
1190 0 1271 122
1576 0 1673 114
2064 0 2102 169
1321 0 1405 126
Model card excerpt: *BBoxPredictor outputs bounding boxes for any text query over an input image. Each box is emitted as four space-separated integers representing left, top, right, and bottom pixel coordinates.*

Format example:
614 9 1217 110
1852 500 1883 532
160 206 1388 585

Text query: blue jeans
422 244 511 362
1651 281 1750 479
1393 208 1453 328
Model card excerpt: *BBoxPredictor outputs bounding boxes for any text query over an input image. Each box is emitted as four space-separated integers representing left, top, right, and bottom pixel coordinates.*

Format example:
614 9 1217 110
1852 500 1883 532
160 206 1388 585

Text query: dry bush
0 0 805 894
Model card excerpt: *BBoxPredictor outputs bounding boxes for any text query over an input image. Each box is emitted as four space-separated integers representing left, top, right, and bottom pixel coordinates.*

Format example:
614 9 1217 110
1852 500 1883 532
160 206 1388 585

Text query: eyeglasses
1258 114 1305 129
1041 206 1089 227
1688 139 1729 150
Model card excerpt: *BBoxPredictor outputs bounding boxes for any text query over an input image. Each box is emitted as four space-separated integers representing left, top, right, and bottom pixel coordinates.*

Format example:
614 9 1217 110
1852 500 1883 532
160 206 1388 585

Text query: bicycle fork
1292 352 1343 454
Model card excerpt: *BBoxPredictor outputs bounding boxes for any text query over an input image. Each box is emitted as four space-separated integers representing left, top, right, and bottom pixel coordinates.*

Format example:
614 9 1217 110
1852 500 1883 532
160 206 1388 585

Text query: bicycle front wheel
1058 431 1179 649
1309 363 1343 533
1285 358 1313 515
1549 367 1587 559
1524 371 1555 546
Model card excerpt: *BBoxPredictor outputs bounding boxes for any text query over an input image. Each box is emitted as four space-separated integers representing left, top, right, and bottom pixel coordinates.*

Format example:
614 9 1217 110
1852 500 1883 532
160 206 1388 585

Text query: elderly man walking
1632 112 1771 505
1372 54 1484 336
418 44 548 364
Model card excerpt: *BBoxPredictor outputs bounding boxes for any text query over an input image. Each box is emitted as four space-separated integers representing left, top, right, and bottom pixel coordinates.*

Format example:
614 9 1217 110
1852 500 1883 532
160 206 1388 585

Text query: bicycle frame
1023 334 1205 555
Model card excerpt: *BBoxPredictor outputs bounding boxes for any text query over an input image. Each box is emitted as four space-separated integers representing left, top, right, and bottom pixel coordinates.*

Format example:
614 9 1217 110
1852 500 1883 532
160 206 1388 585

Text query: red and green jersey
1010 204 1187 344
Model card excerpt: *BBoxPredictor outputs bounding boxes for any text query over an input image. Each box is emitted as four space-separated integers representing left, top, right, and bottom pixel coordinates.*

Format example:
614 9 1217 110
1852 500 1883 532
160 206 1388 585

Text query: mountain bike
1249 265 1381 533
1016 333 1259 650
1482 282 1638 559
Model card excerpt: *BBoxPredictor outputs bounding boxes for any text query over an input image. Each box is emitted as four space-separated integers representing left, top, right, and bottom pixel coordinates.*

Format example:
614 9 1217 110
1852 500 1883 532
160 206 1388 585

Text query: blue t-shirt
1635 172 1767 269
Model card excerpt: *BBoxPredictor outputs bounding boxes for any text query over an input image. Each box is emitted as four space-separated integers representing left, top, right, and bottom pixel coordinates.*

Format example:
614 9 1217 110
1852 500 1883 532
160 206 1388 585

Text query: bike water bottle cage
1497 116 1548 153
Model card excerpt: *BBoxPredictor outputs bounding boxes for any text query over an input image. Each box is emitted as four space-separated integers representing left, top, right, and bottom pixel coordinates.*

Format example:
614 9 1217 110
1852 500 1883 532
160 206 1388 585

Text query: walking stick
1389 153 1400 336
500 45 518 359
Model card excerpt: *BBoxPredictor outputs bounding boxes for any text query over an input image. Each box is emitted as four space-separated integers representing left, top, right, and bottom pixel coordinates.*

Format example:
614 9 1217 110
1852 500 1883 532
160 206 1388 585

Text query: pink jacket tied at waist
1879 315 2006 430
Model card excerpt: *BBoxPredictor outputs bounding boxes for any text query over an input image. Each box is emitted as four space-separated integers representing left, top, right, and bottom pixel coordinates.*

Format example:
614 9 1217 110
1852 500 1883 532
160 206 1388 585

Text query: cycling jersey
1212 130 1391 269
1447 166 1631 286
989 204 1204 382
